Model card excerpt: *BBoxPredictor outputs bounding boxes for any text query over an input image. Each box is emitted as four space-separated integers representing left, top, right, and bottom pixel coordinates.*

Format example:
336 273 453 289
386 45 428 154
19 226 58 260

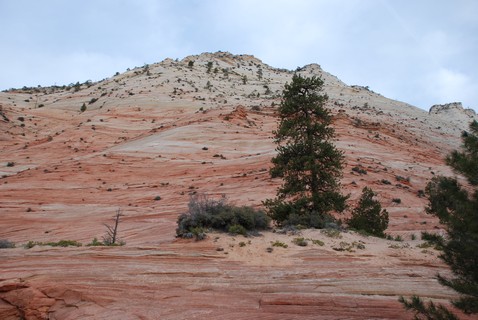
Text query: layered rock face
429 102 477 131
0 52 474 319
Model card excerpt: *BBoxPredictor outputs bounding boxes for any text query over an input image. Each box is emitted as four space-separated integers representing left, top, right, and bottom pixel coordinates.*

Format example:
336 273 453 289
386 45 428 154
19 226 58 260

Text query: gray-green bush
176 194 270 239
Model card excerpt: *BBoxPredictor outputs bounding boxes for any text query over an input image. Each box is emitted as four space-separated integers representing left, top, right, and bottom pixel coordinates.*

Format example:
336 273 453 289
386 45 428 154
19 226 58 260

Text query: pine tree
400 120 478 318
264 74 347 228
347 187 389 237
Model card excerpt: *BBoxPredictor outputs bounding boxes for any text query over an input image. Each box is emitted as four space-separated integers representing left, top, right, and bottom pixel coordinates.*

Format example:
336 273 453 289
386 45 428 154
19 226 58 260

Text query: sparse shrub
392 198 402 204
293 237 308 246
222 68 229 78
395 175 410 183
88 98 98 104
205 80 212 90
0 239 15 249
206 61 213 73
271 240 288 248
394 235 403 242
228 224 247 236
352 166 367 175
24 240 36 249
239 241 246 247
321 228 342 239
87 237 103 246
411 234 416 240
24 240 82 248
190 227 207 240
416 242 434 249
102 209 125 246
188 60 194 68
381 179 392 185
176 194 270 239
333 241 365 252
251 105 261 111
310 239 325 246
421 232 445 250
347 187 389 238
49 240 82 247
6 161 15 167
80 103 87 112
334 241 366 251
154 195 162 201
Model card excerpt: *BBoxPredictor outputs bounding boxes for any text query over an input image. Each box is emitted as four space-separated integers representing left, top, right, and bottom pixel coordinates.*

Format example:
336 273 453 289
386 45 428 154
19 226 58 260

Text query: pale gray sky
1 0 477 111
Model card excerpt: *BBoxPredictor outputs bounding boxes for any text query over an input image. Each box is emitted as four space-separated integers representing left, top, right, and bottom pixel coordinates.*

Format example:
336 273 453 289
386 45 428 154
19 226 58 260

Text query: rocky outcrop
429 102 477 118
429 102 477 133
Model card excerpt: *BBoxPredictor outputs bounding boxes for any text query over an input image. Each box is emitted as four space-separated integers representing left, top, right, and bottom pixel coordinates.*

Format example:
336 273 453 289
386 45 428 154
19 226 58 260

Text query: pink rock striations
0 52 475 319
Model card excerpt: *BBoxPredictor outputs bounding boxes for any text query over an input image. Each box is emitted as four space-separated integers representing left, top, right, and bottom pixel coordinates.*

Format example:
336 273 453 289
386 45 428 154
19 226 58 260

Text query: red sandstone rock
0 52 476 319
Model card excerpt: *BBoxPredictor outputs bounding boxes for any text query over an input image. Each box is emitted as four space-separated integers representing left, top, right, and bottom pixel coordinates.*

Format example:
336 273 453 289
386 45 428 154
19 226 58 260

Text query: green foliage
321 228 342 239
87 237 103 246
190 227 207 240
333 241 365 252
0 239 15 248
24 240 36 249
310 239 325 246
399 296 458 320
347 187 389 237
265 74 347 228
51 240 82 247
292 237 308 246
421 232 445 250
257 68 263 80
188 60 194 68
205 80 212 90
446 120 478 185
271 240 288 248
352 166 367 175
401 120 478 317
80 103 87 112
206 61 213 73
176 194 270 239
24 240 82 249
88 97 98 104
228 224 247 236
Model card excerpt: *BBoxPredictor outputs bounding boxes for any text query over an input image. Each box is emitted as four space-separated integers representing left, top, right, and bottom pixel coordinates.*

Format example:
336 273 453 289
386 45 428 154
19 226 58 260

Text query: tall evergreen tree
265 74 347 228
400 120 478 318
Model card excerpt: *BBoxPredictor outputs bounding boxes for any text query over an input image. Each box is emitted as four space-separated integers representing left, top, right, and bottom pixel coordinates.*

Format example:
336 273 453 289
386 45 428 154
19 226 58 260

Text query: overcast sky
1 0 477 111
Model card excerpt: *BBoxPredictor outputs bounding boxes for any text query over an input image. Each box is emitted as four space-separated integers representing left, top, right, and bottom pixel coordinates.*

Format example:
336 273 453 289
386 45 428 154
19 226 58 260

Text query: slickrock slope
0 52 476 319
